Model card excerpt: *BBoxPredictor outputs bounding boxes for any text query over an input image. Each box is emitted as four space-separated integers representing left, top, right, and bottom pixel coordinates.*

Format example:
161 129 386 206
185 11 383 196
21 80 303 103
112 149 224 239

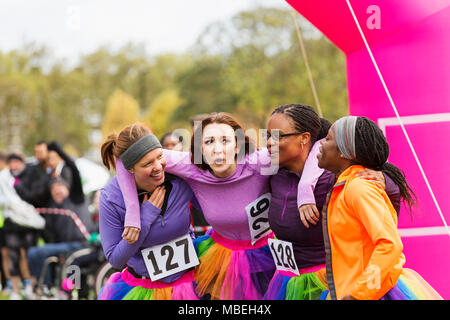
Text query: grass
0 292 15 300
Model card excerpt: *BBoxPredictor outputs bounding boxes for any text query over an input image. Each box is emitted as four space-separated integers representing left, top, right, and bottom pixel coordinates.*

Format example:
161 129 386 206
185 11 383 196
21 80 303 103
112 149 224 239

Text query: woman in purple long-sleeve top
263 104 401 300
97 123 199 300
114 113 324 300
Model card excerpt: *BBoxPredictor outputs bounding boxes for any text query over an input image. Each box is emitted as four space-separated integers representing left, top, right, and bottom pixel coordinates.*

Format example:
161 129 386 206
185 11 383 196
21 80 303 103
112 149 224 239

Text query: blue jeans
27 242 85 286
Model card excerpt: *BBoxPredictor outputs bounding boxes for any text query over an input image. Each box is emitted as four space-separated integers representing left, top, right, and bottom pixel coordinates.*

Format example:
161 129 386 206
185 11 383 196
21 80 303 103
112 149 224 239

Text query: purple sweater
269 168 401 269
116 146 323 241
99 176 194 279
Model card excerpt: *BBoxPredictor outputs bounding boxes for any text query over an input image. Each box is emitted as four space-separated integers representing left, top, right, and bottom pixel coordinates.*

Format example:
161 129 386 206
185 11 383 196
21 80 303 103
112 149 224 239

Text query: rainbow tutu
97 268 199 300
320 268 443 300
380 268 442 300
263 265 328 300
193 230 276 300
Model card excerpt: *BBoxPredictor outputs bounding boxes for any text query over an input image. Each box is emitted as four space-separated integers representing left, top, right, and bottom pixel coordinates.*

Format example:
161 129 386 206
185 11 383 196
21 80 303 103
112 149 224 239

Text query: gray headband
119 134 162 169
332 116 358 160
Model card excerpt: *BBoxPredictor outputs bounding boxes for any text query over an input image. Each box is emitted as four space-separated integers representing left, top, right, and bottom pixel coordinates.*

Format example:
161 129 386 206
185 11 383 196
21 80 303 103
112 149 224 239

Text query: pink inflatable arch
287 0 450 298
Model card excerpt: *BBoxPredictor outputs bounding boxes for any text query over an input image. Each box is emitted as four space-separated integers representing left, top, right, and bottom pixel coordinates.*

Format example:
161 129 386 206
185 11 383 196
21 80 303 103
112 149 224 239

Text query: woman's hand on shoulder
356 169 385 189
298 203 320 228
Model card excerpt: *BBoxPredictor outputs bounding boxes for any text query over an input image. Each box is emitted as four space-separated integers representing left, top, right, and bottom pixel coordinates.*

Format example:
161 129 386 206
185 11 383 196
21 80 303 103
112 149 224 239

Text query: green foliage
0 6 348 156
172 7 348 130
173 57 238 123
142 89 184 138
101 89 140 137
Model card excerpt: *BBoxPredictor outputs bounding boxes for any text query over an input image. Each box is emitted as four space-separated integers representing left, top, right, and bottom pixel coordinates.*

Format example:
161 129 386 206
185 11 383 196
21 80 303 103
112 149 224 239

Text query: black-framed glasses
262 131 305 140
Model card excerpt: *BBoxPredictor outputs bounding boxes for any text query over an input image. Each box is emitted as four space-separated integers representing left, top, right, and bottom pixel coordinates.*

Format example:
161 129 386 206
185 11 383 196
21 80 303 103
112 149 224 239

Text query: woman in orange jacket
317 116 442 300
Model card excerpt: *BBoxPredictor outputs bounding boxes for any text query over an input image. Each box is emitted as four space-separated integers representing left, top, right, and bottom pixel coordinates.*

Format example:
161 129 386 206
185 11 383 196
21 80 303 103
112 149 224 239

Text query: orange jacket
323 165 405 300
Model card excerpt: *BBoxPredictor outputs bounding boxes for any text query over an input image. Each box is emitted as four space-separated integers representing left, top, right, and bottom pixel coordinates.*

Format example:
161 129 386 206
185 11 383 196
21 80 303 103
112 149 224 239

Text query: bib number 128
141 234 199 281
268 238 299 276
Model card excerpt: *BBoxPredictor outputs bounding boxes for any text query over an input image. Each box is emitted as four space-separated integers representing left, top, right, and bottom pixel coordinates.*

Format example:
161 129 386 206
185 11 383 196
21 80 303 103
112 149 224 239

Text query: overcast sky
1 0 290 62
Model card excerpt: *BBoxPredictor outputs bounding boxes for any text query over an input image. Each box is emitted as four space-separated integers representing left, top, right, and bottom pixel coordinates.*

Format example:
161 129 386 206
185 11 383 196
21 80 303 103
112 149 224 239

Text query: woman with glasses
263 104 401 300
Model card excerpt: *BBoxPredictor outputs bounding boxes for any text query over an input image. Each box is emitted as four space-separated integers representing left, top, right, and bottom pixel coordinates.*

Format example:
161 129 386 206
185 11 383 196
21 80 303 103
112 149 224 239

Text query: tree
101 89 140 138
177 7 348 130
142 89 184 138
172 57 238 124
0 6 349 158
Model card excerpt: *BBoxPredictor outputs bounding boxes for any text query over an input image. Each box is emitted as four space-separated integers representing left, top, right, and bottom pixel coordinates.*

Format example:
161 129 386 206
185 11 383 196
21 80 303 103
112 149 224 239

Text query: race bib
268 238 299 276
245 193 272 245
141 234 199 281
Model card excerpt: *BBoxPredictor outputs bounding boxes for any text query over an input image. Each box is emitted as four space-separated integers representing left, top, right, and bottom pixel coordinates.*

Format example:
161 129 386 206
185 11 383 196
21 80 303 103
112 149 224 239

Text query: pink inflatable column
287 0 450 298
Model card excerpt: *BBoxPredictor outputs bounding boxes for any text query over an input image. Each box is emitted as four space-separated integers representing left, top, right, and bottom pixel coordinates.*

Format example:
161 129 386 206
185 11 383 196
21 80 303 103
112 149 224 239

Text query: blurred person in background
160 132 183 152
47 142 85 205
2 153 37 300
27 178 95 296
0 152 7 294
188 116 211 236
33 141 50 170
88 189 101 233
14 141 52 208
47 147 74 187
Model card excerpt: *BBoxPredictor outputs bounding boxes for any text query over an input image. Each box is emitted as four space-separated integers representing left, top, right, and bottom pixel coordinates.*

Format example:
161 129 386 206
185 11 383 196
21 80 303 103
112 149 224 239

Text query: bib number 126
141 234 199 281
246 193 272 245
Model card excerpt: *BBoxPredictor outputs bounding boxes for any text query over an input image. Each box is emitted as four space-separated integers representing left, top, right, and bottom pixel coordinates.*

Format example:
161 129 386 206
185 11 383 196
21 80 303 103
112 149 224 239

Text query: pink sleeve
116 149 195 230
297 140 325 208
162 149 198 179
247 148 278 176
116 158 141 229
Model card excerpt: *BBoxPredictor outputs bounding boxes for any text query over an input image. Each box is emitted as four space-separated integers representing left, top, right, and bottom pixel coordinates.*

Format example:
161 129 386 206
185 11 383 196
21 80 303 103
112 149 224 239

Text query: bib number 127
141 234 199 281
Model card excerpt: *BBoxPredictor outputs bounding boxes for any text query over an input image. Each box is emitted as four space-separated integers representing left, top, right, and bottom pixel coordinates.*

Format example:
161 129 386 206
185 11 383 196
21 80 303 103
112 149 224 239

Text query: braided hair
354 117 416 212
271 104 331 143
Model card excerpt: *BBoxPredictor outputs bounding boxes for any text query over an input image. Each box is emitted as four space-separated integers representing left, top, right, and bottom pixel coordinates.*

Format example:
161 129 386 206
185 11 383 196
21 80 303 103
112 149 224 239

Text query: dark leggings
3 220 37 277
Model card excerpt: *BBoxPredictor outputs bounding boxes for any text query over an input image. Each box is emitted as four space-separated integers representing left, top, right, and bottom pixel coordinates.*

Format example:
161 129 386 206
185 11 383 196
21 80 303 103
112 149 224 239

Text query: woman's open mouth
213 158 226 165
151 171 164 180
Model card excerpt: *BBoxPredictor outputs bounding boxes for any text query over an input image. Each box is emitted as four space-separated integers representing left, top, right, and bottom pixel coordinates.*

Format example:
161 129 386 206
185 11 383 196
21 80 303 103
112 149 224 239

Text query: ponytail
381 162 417 213
101 122 152 171
101 133 118 171
353 116 417 213
317 118 331 141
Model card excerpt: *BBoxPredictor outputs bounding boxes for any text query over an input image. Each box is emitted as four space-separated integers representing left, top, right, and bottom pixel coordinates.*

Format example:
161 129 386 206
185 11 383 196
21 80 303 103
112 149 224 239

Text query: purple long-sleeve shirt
99 175 194 279
117 145 323 241
269 168 401 269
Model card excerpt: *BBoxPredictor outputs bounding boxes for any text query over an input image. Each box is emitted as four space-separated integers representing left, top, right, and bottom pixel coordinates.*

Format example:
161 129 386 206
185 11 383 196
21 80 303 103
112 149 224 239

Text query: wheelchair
36 235 118 300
